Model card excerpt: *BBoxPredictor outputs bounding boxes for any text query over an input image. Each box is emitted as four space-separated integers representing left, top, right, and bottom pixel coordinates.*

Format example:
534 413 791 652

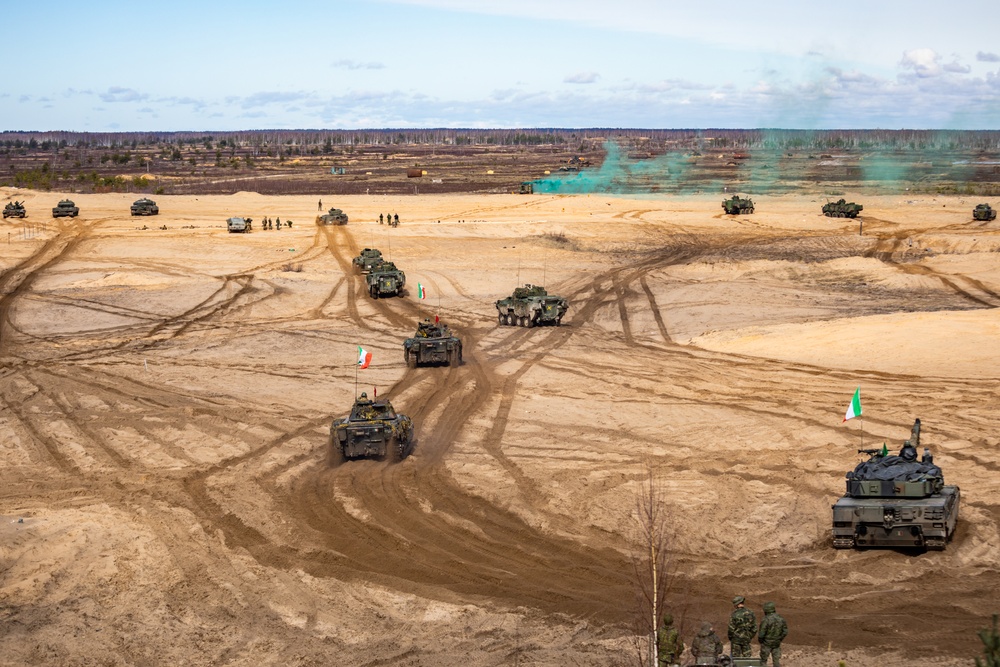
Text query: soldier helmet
901 444 917 461
359 392 368 400
700 622 713 634
763 602 776 613
662 614 673 626
732 595 745 605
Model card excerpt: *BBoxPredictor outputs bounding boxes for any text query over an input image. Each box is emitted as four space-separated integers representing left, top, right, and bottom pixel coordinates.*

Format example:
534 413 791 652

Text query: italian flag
417 283 426 300
843 387 862 422
357 346 372 369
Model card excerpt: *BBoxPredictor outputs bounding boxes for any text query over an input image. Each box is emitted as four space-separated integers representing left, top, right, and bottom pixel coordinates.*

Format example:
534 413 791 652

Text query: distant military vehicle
226 216 253 233
973 203 997 221
365 260 405 298
495 284 568 327
317 207 348 225
403 319 462 367
51 199 79 218
329 392 414 464
3 201 26 219
822 199 863 218
832 418 959 550
352 248 384 273
519 182 534 194
130 198 159 216
721 195 754 215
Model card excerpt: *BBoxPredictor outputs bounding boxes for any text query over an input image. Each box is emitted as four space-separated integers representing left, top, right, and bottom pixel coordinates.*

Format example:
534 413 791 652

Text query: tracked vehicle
832 418 959 550
3 201 26 219
403 319 462 367
352 248 383 273
822 199 863 218
365 260 405 298
317 207 348 225
52 199 79 217
722 195 754 215
495 284 568 327
329 392 413 463
130 198 159 216
973 203 997 221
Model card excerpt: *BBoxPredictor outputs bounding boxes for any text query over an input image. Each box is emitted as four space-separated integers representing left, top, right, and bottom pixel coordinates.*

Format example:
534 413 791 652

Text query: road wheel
497 312 504 325
527 315 536 328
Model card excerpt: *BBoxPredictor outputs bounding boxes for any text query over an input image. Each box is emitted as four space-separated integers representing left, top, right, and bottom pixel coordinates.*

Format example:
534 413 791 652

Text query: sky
4 0 1000 131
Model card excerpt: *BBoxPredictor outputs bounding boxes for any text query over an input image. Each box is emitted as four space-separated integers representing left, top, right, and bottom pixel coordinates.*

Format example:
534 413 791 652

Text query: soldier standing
318 199 322 211
276 217 281 229
690 623 723 665
728 596 757 658
379 213 384 224
393 213 399 226
758 602 788 667
657 614 684 667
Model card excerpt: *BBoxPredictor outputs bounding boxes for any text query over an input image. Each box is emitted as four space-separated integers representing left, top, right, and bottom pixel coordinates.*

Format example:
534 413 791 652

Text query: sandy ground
1 188 999 666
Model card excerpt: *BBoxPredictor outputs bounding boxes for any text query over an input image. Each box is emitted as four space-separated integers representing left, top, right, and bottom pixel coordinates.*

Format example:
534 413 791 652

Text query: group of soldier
657 597 788 667
378 213 400 227
259 216 292 230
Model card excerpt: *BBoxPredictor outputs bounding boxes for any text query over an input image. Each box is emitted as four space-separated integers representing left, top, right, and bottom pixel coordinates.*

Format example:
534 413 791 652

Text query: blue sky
4 0 1000 131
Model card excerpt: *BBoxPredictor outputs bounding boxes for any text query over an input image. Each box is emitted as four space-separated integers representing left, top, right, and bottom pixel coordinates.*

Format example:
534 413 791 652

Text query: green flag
843 387 862 422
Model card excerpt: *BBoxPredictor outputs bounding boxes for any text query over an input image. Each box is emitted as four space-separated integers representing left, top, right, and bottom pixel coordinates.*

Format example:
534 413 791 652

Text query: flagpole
355 356 358 399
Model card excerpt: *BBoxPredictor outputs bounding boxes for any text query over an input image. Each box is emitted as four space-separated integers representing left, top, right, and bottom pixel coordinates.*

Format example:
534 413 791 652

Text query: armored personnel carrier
822 199 863 218
52 199 79 218
317 207 348 225
365 260 405 298
722 195 754 215
403 319 462 367
352 248 383 273
3 201 26 219
226 217 253 233
495 284 568 327
329 392 414 463
130 198 159 216
973 203 997 221
519 182 534 194
832 418 959 550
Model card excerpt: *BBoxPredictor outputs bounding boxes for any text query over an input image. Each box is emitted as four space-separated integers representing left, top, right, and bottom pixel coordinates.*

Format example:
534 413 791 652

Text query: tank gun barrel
910 418 921 448
858 448 883 456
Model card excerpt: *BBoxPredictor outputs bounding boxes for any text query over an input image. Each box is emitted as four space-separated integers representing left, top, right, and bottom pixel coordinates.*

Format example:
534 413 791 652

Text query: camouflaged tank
329 392 413 464
403 319 462 367
495 284 568 327
722 195 754 215
52 199 79 218
317 207 348 225
822 198 863 218
352 248 383 273
365 260 405 298
832 418 959 550
130 198 159 216
973 203 997 221
3 201 26 219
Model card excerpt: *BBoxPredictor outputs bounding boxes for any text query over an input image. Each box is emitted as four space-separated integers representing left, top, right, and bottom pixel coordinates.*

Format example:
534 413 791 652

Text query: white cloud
943 61 971 74
899 48 944 78
977 51 1000 63
100 87 148 103
332 59 385 70
564 72 600 84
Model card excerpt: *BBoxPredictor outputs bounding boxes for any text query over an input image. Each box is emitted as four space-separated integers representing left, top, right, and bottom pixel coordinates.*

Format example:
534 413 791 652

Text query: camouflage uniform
728 596 757 658
690 623 722 665
758 602 787 667
656 614 684 667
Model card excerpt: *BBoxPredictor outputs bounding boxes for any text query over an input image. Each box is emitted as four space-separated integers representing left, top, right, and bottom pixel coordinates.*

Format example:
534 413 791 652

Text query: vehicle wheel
369 285 378 299
497 312 504 325
527 315 536 328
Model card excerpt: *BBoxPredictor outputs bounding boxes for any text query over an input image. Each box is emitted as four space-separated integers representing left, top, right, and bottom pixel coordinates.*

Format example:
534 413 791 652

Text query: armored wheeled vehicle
832 418 959 550
519 182 534 194
130 198 159 216
496 284 568 327
722 195 754 215
973 203 997 221
52 199 79 218
329 392 414 463
317 207 348 225
3 201 26 219
403 319 462 367
365 260 405 298
352 248 383 273
227 216 253 233
822 199 863 218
